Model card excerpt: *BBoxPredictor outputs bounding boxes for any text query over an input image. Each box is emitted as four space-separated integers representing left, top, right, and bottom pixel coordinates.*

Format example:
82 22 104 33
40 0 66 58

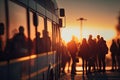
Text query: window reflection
56 26 60 43
9 1 27 39
0 0 6 51
30 12 44 40
30 12 45 54
47 20 52 51
52 23 57 50
47 20 52 41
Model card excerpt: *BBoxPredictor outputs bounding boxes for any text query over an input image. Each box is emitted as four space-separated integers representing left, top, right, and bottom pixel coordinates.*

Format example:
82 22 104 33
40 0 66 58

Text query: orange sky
56 0 120 43
56 0 120 60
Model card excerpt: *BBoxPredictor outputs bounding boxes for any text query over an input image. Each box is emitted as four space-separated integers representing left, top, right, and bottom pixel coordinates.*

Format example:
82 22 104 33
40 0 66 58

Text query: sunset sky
56 0 120 42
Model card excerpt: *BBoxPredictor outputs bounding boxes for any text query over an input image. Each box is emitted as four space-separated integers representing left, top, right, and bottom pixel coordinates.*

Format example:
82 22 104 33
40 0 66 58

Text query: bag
75 57 79 63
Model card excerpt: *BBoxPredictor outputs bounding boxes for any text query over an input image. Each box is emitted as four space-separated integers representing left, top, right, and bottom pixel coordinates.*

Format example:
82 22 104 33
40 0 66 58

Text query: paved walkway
60 70 120 80
59 61 120 80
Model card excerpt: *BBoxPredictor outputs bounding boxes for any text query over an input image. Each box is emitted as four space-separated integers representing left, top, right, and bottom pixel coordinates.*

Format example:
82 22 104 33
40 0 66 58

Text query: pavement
59 60 120 80
60 70 120 80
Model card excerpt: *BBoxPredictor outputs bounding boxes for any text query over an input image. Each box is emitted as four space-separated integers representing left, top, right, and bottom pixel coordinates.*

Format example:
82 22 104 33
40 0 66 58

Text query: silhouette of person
117 39 120 71
67 36 78 75
92 38 98 71
61 42 70 73
0 36 3 55
33 32 43 54
11 26 28 57
0 23 4 54
42 30 51 52
88 35 96 73
97 35 102 71
110 39 118 71
79 38 89 75
98 37 108 72
0 36 4 60
96 35 101 70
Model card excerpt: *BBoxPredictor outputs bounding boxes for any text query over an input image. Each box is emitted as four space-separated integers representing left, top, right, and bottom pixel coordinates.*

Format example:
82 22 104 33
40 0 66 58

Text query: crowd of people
1 24 120 75
60 35 120 75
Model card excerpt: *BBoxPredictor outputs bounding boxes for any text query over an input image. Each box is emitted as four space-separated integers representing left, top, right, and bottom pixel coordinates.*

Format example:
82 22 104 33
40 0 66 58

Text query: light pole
77 17 87 41
77 17 87 75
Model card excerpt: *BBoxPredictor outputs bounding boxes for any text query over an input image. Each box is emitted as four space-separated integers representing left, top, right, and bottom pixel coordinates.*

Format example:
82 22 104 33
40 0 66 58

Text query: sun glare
61 27 80 43
61 26 116 43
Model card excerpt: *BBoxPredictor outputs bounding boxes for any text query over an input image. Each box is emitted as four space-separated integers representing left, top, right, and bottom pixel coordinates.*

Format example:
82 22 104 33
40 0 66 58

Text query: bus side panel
30 53 48 80
0 52 60 80
37 53 48 70
9 60 29 80
0 63 8 80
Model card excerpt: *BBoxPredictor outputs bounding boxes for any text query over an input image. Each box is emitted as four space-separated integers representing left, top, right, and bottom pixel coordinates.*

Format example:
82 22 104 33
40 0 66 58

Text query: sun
61 27 80 43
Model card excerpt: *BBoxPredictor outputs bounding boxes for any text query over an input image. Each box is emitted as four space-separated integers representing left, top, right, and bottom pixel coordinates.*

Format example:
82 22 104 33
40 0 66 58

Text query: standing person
0 36 3 54
98 37 108 72
33 32 43 54
0 23 4 55
61 42 70 73
93 38 98 71
95 35 101 70
42 30 51 52
11 26 28 57
78 38 89 75
88 35 96 73
117 39 120 71
67 36 78 75
97 35 102 71
110 39 118 71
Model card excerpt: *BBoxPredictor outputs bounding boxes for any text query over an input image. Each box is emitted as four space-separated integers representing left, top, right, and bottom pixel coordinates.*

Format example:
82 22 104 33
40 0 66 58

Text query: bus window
30 12 44 40
47 20 52 50
30 12 44 54
0 0 6 52
47 20 52 41
52 23 57 50
56 26 60 43
38 16 44 37
9 1 27 39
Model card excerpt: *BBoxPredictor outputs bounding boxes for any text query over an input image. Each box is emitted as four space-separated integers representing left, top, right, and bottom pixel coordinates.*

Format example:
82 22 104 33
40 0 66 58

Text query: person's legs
71 57 76 74
67 58 71 72
117 56 120 71
102 56 106 72
112 55 115 71
98 55 102 71
82 58 85 75
85 60 88 74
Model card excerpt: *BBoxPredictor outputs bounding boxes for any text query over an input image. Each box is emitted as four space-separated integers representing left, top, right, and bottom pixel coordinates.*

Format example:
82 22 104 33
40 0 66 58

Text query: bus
0 0 64 80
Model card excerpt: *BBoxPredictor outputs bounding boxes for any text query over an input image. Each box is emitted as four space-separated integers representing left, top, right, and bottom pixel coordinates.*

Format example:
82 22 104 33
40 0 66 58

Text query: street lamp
77 17 87 41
